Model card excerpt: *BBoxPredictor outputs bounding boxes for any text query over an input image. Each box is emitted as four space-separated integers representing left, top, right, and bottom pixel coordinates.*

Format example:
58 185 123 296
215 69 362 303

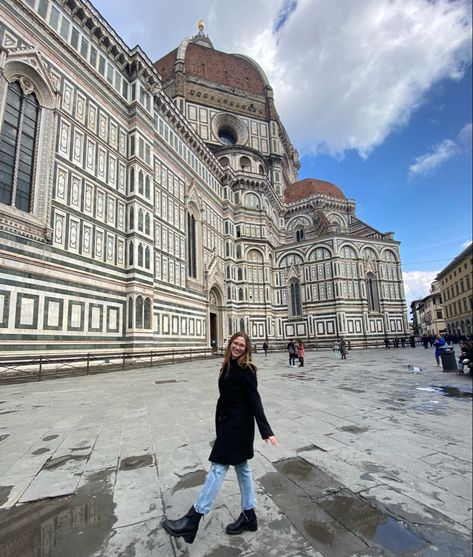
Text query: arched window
128 241 134 266
127 297 133 328
138 171 144 194
237 267 243 281
145 213 150 235
135 296 143 328
145 175 150 198
138 243 143 266
367 272 380 312
129 167 135 192
187 212 197 278
227 286 232 300
295 228 305 242
289 280 302 316
240 156 251 171
236 245 242 259
219 156 230 167
145 246 150 269
128 206 134 230
138 208 144 231
239 318 245 332
244 192 260 209
144 297 152 329
238 288 244 301
0 81 40 212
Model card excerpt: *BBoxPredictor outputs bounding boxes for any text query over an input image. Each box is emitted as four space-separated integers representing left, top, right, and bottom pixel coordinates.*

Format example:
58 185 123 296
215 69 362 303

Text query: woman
162 332 277 544
296 340 305 367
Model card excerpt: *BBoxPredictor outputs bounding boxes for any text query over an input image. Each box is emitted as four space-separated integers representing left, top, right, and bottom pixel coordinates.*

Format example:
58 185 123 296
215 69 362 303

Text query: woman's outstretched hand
264 436 278 446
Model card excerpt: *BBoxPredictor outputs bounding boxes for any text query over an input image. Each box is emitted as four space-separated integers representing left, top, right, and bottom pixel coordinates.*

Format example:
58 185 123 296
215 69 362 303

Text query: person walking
340 338 347 359
296 340 305 367
262 340 269 357
433 333 446 367
287 340 297 367
162 332 277 544
333 340 341 359
384 338 391 350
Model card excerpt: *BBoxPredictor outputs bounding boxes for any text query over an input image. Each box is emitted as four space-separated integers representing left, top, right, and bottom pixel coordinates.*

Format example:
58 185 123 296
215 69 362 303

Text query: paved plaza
0 346 472 557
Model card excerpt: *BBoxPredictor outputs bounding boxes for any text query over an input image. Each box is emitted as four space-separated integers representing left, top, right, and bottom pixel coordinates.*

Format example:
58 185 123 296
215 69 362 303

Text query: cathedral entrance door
210 312 217 350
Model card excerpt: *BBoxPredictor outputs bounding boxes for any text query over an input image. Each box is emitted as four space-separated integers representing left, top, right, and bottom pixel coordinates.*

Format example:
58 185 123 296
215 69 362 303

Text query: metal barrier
0 347 216 385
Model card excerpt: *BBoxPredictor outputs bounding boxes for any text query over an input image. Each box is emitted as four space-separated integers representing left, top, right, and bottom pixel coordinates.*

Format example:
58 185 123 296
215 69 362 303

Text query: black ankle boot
163 506 203 544
226 508 258 535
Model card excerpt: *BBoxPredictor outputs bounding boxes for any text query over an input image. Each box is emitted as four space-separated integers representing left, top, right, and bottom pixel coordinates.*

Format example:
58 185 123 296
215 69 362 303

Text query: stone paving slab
0 346 471 556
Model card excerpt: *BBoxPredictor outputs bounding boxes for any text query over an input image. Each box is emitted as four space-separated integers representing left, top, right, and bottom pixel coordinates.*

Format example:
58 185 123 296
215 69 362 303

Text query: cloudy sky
93 0 472 312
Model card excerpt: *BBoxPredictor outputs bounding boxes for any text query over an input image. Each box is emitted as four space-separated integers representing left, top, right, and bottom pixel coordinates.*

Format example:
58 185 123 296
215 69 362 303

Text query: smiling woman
162 331 277 544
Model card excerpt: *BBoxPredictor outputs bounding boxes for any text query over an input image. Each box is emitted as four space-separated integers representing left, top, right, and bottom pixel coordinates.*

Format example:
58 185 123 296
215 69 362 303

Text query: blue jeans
194 461 256 514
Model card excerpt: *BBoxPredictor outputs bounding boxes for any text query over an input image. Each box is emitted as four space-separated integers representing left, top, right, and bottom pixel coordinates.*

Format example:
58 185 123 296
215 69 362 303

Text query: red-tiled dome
284 178 346 203
155 43 267 96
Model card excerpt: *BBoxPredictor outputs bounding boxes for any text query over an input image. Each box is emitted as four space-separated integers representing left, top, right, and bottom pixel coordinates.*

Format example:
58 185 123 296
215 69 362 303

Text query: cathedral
0 1 407 357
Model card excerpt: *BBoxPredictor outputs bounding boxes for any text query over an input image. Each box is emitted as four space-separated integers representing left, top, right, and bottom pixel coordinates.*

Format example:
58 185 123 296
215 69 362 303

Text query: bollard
122 352 126 369
38 355 42 381
86 353 90 375
150 351 153 366
172 349 174 365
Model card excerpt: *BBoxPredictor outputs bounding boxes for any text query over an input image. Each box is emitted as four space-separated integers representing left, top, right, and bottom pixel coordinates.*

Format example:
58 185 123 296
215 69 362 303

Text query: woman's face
230 336 247 359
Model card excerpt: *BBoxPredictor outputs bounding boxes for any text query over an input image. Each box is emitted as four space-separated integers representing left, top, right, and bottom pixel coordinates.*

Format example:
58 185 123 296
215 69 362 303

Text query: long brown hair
220 332 256 375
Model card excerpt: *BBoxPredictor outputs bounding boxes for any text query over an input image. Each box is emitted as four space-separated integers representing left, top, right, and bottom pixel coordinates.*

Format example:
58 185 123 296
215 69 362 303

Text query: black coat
208 359 273 465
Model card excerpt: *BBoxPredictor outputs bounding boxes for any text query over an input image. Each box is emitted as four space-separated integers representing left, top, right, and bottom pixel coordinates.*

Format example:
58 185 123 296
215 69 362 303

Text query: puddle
338 425 368 434
0 434 10 443
297 444 326 453
408 365 424 373
171 469 207 494
416 386 472 399
44 455 88 471
0 411 17 415
205 546 242 557
0 486 13 506
280 373 314 381
119 454 154 470
0 469 116 557
43 435 59 441
154 379 188 384
319 490 427 555
261 458 428 556
338 387 365 393
32 448 50 455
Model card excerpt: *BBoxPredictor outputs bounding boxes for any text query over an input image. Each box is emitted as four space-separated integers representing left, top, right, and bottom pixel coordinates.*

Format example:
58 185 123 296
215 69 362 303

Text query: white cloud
92 0 472 157
402 270 439 309
408 121 472 178
408 138 458 177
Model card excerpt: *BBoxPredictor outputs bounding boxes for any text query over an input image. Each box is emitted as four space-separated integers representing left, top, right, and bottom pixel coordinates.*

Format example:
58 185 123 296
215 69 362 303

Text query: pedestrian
433 333 446 367
458 340 473 374
262 340 269 357
333 340 341 359
296 340 305 367
162 332 277 544
340 338 347 359
287 339 297 367
400 337 406 348
384 338 390 350
409 336 416 348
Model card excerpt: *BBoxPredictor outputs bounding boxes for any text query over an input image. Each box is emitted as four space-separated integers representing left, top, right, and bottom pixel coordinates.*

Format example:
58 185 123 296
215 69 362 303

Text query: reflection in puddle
0 469 116 557
416 386 472 399
262 457 427 556
171 469 207 494
319 491 426 555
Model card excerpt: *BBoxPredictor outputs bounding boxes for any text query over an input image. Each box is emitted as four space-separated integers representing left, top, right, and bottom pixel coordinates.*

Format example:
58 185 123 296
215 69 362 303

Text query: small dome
284 178 346 203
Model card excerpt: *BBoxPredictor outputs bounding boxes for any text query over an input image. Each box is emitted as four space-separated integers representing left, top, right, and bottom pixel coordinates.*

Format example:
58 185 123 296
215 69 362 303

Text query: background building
410 281 445 337
436 245 473 337
0 0 407 357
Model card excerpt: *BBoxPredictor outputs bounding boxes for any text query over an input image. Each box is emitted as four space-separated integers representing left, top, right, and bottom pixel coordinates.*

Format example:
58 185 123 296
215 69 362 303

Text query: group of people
383 337 413 349
332 339 348 359
286 339 305 367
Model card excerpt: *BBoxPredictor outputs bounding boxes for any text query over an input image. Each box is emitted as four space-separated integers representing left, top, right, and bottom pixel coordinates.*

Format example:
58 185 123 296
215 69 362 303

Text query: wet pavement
0 347 472 556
